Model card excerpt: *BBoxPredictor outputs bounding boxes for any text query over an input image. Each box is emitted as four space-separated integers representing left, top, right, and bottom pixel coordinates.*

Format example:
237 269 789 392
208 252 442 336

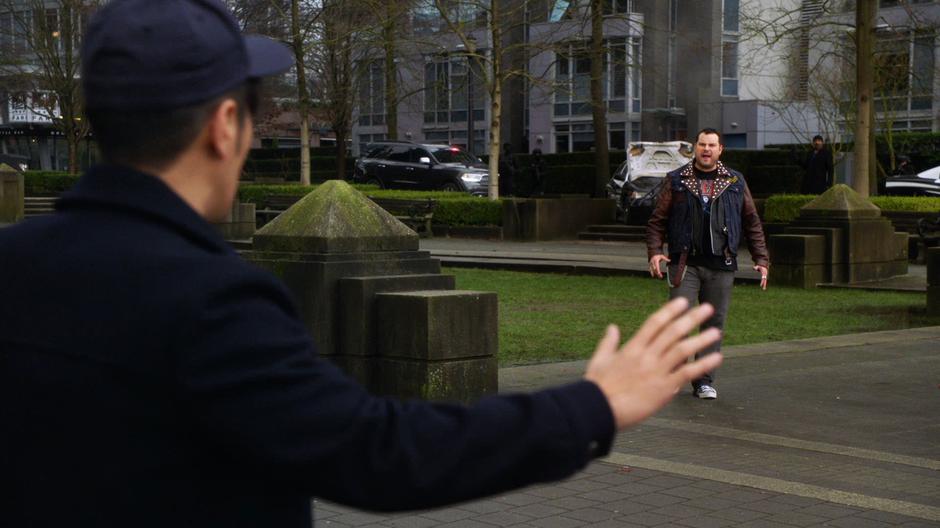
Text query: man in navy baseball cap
0 0 722 526
82 0 293 111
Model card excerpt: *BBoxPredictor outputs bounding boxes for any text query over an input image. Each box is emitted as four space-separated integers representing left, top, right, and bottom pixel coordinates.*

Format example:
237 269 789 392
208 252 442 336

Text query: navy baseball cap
82 0 294 111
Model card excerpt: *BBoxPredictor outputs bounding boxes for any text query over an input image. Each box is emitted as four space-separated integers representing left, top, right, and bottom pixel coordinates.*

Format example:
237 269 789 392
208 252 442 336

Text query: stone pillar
928 248 940 317
767 185 908 288
0 168 24 224
244 181 498 402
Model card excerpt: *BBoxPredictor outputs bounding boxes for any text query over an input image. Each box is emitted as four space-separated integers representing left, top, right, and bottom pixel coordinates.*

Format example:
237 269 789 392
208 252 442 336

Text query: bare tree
428 0 531 200
0 0 98 174
589 0 610 197
742 0 939 197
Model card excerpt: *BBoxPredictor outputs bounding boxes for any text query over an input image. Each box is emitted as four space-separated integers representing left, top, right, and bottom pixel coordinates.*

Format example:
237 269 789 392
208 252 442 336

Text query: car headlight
461 173 484 183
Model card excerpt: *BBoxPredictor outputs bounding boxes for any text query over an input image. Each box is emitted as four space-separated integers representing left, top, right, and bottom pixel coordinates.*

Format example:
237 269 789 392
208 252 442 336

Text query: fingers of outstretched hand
644 303 715 356
626 297 690 350
670 350 723 387
662 327 721 372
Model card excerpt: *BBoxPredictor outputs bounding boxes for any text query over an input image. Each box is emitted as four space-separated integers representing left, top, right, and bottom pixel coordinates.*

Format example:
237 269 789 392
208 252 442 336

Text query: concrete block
339 274 456 357
372 356 498 404
768 234 827 264
502 198 615 241
767 234 827 288
375 290 497 360
0 170 24 223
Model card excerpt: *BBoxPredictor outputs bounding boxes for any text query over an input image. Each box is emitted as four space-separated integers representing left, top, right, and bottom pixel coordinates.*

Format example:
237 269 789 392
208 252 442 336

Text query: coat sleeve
741 183 770 268
176 262 615 511
646 179 672 260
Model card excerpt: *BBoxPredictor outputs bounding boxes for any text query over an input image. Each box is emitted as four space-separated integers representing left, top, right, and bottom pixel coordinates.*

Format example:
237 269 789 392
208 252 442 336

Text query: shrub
24 171 80 195
764 193 940 223
746 165 802 197
364 190 503 226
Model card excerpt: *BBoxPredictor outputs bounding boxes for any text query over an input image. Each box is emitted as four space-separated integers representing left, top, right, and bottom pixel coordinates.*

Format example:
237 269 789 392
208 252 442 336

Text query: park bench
370 198 437 238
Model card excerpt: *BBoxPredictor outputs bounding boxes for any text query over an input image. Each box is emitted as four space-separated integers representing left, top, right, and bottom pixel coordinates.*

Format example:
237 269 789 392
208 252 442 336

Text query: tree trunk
292 0 311 186
853 0 874 197
590 0 610 198
383 4 398 140
336 126 347 179
487 1 502 200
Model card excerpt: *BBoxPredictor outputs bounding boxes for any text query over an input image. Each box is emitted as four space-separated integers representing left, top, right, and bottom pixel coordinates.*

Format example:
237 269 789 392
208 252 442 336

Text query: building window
874 30 935 114
424 56 484 125
631 121 641 142
610 122 625 150
358 61 385 127
723 0 739 33
554 39 638 118
603 0 632 15
721 39 738 97
422 129 485 154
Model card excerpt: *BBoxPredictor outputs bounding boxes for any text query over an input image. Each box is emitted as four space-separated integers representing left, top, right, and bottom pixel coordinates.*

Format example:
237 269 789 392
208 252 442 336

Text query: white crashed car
606 141 693 224
885 165 940 196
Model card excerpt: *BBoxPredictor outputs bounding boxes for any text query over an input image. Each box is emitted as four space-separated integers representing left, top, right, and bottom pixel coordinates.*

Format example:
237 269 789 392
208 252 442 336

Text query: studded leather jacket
646 161 769 287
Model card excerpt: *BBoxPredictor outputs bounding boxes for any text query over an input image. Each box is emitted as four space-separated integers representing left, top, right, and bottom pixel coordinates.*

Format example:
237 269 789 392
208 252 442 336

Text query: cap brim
244 35 294 78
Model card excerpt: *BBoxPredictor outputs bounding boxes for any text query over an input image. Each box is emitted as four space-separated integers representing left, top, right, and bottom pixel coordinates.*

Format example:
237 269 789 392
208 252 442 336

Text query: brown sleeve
646 180 672 260
742 183 770 268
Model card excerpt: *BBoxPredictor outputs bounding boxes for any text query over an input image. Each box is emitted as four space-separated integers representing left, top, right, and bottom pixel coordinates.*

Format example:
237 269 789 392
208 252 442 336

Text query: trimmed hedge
237 183 379 204
249 146 338 160
746 165 802 197
243 156 355 173
237 184 501 226
24 171 80 195
764 194 940 223
364 190 502 226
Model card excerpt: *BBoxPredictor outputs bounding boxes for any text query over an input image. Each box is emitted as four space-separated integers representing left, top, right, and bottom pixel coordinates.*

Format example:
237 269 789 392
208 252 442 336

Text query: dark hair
88 80 260 170
695 128 722 145
812 135 824 142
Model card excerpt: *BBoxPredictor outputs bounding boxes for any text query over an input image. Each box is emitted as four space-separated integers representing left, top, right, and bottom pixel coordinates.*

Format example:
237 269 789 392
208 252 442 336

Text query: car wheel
366 178 383 189
441 181 461 192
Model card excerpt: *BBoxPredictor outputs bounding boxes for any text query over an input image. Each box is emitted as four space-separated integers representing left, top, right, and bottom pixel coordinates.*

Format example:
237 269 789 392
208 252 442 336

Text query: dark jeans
667 264 734 388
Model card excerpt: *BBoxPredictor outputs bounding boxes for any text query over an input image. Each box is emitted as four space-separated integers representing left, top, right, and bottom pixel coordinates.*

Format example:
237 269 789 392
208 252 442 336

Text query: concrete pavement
315 238 937 526
317 327 940 527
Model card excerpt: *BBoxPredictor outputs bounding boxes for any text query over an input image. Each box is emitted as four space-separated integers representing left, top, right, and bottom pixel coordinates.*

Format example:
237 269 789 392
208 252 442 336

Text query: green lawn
448 267 937 366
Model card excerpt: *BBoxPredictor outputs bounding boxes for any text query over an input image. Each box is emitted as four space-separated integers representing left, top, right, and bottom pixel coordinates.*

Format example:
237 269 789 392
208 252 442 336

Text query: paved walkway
317 327 940 527
419 238 927 292
314 238 937 526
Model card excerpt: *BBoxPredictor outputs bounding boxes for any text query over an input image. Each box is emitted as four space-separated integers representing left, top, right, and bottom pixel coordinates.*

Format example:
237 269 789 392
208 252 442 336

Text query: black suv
353 141 490 196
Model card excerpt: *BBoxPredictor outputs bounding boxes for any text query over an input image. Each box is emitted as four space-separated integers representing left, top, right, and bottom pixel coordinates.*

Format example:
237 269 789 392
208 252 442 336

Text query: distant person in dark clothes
530 148 547 196
498 142 516 196
0 1 724 526
797 135 834 194
892 155 916 176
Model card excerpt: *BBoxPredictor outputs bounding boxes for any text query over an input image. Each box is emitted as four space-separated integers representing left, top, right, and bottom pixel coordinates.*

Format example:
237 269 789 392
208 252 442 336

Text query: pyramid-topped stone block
253 180 418 253
798 184 881 220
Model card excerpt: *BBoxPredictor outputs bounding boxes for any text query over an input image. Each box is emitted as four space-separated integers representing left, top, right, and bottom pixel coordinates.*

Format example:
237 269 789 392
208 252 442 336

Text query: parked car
0 153 28 172
606 141 693 224
353 141 490 196
884 164 940 197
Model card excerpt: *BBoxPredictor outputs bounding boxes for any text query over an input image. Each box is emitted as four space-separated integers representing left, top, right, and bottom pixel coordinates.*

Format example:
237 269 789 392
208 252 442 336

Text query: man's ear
206 98 240 160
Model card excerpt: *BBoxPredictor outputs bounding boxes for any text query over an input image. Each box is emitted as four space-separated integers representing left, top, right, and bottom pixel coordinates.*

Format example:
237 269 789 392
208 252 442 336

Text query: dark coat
799 148 834 194
646 162 769 286
0 165 614 527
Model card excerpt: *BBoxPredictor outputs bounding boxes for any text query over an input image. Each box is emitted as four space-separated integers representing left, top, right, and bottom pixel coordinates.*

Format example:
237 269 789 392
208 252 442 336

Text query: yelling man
646 128 770 400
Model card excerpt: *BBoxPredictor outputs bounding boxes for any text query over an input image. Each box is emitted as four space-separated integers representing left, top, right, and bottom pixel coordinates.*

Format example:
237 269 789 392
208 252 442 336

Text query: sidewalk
420 238 927 292
317 327 940 527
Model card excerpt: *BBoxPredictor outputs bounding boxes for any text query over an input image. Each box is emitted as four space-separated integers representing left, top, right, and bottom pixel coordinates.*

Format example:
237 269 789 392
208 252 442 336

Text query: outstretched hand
584 298 723 430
